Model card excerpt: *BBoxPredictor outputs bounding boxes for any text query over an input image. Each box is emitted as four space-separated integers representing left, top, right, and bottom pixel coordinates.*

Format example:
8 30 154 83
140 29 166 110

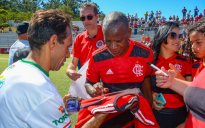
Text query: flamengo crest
174 64 182 72
96 40 104 48
133 64 143 77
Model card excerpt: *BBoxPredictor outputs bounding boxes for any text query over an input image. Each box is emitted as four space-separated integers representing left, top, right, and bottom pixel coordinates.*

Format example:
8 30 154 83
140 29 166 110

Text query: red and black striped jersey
151 53 192 108
86 39 153 92
184 68 205 128
75 89 159 128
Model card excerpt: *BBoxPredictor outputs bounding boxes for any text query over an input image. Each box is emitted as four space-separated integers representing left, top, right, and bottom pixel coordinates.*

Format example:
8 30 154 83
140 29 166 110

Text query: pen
147 62 169 77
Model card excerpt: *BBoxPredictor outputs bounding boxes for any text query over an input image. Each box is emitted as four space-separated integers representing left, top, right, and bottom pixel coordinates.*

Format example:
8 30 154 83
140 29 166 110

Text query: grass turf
1 27 17 33
0 54 78 127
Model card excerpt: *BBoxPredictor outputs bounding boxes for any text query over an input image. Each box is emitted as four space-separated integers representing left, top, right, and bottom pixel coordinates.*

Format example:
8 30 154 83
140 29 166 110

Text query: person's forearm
81 113 108 128
85 83 95 97
143 76 153 106
143 91 153 106
66 63 76 76
170 78 191 96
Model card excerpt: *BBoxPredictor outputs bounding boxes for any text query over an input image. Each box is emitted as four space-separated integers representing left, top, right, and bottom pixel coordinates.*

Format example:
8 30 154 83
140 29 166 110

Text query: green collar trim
21 59 49 77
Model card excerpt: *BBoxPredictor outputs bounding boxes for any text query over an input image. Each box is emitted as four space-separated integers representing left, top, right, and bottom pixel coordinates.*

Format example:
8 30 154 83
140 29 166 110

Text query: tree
62 0 85 18
59 5 74 16
0 0 10 10
0 9 8 23
92 2 105 21
99 11 106 21
0 0 106 23
41 0 61 10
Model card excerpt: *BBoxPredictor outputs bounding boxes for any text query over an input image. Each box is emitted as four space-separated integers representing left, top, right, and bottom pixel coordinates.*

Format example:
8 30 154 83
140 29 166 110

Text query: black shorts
152 106 188 128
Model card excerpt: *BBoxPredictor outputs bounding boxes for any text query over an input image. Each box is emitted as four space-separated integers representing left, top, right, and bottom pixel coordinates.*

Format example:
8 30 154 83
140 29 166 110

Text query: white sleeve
26 95 71 128
8 49 16 66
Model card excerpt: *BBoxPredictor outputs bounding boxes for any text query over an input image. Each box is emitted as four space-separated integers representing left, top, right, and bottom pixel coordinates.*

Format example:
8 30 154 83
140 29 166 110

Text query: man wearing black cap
8 22 29 65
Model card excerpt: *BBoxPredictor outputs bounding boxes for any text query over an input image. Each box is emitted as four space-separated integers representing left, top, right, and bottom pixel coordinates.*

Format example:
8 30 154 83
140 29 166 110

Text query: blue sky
92 0 205 20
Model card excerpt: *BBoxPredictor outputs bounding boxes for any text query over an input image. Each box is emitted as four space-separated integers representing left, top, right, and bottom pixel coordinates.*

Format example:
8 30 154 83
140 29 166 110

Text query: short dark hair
151 22 179 64
13 48 30 63
81 2 98 15
28 9 71 51
102 11 129 34
16 22 29 35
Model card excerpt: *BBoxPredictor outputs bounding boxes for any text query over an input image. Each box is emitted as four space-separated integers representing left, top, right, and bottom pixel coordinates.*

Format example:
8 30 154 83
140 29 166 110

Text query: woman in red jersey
151 22 192 128
155 20 205 128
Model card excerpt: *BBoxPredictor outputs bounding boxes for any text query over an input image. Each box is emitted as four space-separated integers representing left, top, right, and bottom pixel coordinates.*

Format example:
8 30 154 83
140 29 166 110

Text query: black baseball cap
16 22 29 35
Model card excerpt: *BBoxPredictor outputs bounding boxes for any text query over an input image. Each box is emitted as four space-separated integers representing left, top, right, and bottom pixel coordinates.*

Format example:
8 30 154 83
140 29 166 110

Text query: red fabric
194 60 205 79
199 14 203 19
151 53 191 108
181 18 185 22
192 59 202 80
185 112 205 128
145 36 150 42
72 25 104 66
134 24 138 28
195 17 199 21
75 89 159 128
162 94 185 108
86 39 153 84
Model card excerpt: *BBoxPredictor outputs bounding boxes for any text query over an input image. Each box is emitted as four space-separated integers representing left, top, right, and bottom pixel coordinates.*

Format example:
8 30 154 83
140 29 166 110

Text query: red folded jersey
75 89 159 128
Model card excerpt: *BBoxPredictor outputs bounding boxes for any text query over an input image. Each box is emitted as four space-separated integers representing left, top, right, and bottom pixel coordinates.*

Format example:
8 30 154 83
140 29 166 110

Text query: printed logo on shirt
174 64 182 72
96 40 104 48
7 64 15 70
106 69 113 74
0 75 6 89
133 64 143 77
52 106 70 127
59 105 65 114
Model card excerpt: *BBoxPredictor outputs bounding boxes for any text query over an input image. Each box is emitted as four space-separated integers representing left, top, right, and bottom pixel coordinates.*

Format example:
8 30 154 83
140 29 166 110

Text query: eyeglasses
80 15 94 21
169 32 183 40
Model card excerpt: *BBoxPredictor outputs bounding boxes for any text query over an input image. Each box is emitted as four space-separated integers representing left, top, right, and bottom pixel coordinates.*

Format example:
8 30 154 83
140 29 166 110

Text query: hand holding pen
147 62 169 77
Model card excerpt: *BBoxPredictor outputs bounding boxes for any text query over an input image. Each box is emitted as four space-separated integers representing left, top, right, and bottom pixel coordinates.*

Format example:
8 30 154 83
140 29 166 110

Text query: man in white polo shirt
8 22 29 65
0 9 73 128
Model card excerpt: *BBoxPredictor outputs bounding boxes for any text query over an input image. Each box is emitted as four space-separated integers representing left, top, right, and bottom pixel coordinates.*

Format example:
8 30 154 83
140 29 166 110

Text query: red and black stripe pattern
75 89 159 128
86 39 153 92
151 53 192 108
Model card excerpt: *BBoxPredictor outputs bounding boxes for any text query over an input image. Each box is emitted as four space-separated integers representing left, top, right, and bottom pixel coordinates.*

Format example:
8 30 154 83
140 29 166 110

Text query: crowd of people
127 6 205 35
0 2 205 128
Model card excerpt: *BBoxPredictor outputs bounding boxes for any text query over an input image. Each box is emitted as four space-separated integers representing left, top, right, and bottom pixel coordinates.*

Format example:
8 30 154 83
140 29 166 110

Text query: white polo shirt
0 60 71 128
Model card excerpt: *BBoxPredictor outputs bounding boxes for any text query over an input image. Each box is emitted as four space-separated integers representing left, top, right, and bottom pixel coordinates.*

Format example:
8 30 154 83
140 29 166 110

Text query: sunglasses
80 15 94 21
169 32 183 40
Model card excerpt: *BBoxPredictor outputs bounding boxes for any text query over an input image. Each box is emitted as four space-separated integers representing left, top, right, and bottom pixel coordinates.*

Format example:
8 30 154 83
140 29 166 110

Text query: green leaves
0 0 105 23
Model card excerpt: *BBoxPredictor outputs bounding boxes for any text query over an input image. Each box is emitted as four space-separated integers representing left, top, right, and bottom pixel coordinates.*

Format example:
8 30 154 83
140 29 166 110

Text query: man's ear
49 34 58 50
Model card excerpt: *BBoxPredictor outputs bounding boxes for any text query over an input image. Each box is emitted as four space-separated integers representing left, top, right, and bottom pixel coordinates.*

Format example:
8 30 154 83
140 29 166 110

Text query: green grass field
0 54 78 127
